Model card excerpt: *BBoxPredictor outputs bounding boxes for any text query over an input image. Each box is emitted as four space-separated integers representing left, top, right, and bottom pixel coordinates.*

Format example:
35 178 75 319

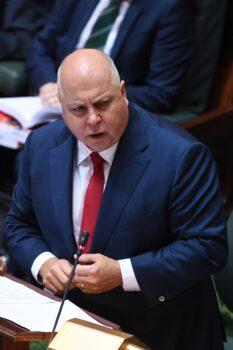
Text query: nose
86 109 101 127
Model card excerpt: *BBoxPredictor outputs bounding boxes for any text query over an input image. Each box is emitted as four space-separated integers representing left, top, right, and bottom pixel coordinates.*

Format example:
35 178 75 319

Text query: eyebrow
71 94 112 108
93 94 112 103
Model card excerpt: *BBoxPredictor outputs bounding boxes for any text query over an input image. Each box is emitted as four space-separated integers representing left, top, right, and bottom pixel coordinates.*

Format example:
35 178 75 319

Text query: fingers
45 272 66 294
39 83 59 107
78 254 96 264
39 258 74 294
75 254 98 293
75 254 122 294
38 254 122 295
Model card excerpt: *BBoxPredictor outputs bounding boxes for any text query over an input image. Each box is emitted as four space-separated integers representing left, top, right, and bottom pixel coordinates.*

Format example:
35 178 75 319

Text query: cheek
106 121 123 142
63 114 85 139
108 113 128 139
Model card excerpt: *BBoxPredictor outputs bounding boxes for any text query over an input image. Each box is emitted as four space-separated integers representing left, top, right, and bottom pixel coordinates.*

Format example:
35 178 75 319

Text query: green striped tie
85 0 120 50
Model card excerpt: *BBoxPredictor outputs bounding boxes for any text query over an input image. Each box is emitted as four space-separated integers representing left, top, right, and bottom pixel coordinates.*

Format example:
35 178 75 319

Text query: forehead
61 74 119 104
62 62 114 88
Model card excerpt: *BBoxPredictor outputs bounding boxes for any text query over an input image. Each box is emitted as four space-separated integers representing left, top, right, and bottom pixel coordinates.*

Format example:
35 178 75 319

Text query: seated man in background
0 0 54 97
26 0 195 113
0 0 53 61
5 49 228 349
0 0 55 209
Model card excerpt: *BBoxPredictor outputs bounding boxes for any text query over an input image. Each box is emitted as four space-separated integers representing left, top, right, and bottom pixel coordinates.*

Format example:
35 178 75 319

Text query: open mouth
90 132 105 138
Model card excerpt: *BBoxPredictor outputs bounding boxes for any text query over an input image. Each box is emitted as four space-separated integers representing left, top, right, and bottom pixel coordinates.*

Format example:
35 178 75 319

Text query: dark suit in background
5 103 227 349
26 0 194 113
0 0 54 60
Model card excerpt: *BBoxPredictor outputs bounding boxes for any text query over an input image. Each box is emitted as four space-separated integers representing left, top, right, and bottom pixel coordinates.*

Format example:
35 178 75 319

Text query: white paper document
0 276 54 304
0 276 105 331
0 96 61 129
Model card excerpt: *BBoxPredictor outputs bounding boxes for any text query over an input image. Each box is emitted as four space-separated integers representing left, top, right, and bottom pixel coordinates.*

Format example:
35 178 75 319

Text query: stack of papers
0 97 61 129
0 276 104 332
0 96 61 149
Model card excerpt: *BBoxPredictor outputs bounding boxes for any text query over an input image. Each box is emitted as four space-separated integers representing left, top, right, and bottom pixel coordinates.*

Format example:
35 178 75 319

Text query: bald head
57 49 120 97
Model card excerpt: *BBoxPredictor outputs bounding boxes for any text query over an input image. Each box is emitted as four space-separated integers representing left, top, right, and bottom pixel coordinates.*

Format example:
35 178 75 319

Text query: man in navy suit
5 50 227 349
26 0 194 114
0 0 53 60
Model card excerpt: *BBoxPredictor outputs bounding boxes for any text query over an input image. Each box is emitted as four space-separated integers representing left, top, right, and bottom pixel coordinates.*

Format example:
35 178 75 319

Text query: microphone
47 230 89 347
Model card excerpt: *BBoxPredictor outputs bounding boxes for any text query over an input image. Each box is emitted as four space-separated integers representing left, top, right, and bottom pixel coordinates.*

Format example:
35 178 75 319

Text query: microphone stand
47 230 89 348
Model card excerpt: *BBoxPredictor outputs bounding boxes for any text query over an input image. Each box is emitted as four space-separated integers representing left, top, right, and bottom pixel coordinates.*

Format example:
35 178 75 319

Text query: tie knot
90 152 104 169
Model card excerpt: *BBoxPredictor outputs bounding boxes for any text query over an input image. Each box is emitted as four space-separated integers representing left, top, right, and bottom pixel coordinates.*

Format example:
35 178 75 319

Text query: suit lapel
111 1 144 59
49 129 77 255
91 105 150 253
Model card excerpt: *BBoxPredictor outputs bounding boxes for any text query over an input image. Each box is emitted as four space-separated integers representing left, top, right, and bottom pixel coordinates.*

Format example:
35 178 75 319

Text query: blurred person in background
26 0 195 113
0 0 54 61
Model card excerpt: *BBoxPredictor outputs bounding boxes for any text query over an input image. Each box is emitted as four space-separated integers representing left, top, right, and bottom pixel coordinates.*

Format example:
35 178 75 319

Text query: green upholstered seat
0 61 27 97
163 0 227 123
30 341 47 350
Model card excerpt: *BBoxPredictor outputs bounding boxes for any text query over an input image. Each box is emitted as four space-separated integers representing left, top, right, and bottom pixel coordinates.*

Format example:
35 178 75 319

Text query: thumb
78 253 96 264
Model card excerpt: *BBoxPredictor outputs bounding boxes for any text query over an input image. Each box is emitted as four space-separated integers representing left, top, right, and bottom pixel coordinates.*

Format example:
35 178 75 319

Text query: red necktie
80 152 104 253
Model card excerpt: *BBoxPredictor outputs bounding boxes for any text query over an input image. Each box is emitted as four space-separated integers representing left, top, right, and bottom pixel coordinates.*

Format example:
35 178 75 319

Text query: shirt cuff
31 252 56 283
118 258 141 291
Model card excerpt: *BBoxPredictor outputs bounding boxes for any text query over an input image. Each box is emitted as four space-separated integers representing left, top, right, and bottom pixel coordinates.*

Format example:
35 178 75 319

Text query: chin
86 137 112 152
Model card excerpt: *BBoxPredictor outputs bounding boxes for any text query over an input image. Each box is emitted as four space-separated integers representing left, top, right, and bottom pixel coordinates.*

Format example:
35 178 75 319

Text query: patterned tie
80 152 104 253
85 0 120 50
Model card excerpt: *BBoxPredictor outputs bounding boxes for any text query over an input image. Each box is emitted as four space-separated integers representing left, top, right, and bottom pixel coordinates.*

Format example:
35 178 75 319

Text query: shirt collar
76 140 118 166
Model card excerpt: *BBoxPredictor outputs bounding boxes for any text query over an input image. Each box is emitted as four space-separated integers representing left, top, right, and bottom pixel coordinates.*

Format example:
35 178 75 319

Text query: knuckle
50 265 58 274
90 265 98 275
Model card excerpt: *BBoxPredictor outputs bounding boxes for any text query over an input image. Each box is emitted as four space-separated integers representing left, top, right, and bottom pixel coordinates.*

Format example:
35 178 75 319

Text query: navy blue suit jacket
0 0 53 60
26 0 194 113
5 104 227 348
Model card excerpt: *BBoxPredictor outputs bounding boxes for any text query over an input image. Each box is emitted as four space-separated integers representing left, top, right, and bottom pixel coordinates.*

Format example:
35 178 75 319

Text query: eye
95 100 109 108
75 106 85 112
71 105 86 116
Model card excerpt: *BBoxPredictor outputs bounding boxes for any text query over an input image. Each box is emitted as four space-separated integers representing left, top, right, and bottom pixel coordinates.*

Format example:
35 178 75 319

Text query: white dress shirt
76 0 131 55
31 140 140 291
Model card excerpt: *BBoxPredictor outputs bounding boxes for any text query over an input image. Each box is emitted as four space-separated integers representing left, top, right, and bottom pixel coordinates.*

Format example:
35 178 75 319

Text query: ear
120 80 129 105
57 90 61 103
120 80 126 96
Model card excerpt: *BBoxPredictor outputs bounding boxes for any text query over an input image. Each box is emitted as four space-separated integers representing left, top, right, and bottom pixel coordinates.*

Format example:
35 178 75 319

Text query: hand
0 257 6 275
74 254 122 294
39 257 75 294
39 83 60 107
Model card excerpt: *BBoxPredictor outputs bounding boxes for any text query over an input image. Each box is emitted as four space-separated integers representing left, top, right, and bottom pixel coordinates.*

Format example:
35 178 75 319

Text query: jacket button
159 296 165 302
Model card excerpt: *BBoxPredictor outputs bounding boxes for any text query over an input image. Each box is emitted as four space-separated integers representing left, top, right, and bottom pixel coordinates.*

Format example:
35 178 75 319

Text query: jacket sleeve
4 133 51 280
131 142 228 305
